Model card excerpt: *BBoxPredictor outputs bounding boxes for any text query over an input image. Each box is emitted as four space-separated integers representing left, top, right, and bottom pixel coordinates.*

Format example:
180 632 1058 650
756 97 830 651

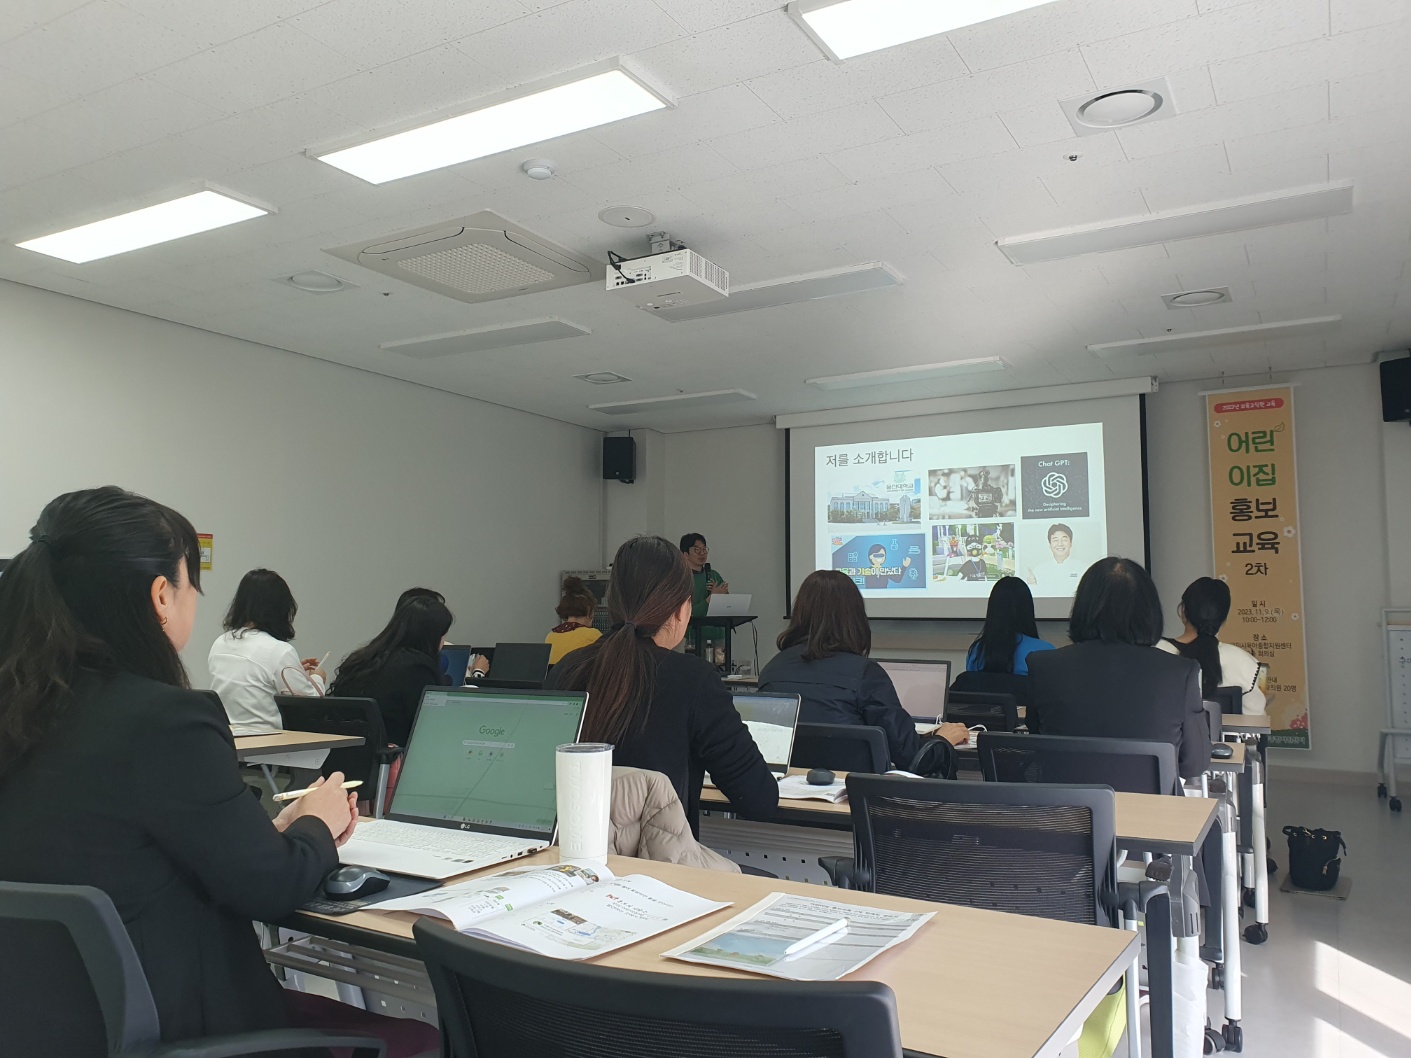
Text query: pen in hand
272 780 362 802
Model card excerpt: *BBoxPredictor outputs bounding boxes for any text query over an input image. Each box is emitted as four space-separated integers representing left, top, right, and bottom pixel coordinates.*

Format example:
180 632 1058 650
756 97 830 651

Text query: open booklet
663 892 933 982
370 862 728 961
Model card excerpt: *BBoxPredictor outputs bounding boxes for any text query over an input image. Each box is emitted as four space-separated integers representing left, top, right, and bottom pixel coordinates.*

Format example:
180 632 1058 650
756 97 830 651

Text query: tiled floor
1203 777 1411 1058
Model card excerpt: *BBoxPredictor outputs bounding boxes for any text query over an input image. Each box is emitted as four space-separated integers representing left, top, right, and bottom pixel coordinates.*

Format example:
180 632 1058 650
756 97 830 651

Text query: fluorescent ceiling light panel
653 263 902 322
1089 316 1341 357
998 182 1354 265
315 63 670 184
808 357 1005 390
788 0 1060 61
590 389 757 415
381 318 590 359
16 191 267 264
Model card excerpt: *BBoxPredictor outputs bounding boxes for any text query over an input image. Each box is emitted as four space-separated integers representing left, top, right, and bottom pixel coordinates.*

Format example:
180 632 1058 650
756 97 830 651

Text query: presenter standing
681 533 728 666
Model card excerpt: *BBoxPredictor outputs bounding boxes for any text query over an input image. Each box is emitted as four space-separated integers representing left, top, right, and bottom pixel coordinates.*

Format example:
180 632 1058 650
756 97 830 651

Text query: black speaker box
1382 356 1411 423
603 436 636 483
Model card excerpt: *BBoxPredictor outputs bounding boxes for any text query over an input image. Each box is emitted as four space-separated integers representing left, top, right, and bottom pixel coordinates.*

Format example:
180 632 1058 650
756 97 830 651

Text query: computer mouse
1211 744 1235 759
323 865 391 900
806 767 836 786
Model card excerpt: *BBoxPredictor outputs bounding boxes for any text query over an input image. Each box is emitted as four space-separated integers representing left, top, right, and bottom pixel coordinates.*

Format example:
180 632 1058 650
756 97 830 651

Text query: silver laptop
339 687 587 880
730 692 801 775
705 593 753 617
878 659 952 725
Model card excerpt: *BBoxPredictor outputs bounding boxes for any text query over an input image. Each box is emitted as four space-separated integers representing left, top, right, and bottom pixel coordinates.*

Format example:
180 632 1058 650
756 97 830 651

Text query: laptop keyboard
356 820 539 861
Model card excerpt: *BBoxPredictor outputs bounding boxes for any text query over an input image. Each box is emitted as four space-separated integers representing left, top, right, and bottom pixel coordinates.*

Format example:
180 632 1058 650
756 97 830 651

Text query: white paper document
664 892 933 982
775 774 848 803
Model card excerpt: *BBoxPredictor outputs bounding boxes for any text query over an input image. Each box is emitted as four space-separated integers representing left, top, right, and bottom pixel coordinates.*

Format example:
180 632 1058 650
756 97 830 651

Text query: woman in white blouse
1156 577 1266 715
209 569 324 734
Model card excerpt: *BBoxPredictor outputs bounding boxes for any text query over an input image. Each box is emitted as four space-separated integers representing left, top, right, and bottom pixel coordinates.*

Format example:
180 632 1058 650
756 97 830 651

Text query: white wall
601 428 667 562
0 280 604 687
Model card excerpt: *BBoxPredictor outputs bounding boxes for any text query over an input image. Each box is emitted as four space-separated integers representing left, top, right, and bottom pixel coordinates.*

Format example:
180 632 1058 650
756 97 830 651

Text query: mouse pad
299 872 441 916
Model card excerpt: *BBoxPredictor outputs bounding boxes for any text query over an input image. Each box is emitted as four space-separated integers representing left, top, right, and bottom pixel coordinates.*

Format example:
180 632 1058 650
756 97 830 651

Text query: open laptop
730 692 801 776
338 687 587 880
705 593 753 618
439 645 472 686
487 642 553 686
878 659 952 730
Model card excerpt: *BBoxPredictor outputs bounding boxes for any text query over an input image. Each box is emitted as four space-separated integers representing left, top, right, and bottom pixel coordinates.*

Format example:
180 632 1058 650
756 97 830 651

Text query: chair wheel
1223 1023 1243 1051
1244 923 1268 944
1205 1027 1226 1053
1242 887 1255 908
1378 782 1388 799
1210 964 1225 990
1391 797 1403 813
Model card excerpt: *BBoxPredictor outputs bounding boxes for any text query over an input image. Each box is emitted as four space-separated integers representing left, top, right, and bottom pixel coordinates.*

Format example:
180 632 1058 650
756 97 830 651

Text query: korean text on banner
1206 387 1310 748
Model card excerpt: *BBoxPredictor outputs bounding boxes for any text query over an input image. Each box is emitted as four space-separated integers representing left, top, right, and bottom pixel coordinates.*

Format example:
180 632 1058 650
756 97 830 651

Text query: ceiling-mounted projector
607 232 728 314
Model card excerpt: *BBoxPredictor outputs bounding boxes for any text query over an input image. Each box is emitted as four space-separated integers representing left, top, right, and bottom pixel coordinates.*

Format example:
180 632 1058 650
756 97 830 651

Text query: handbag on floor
1283 826 1347 891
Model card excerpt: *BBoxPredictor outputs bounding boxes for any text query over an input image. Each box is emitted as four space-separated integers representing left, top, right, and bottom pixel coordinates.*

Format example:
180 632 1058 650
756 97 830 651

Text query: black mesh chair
943 690 1021 732
0 881 384 1058
976 733 1179 796
413 921 903 1058
1210 686 1243 715
274 695 401 817
790 723 890 774
949 670 1032 710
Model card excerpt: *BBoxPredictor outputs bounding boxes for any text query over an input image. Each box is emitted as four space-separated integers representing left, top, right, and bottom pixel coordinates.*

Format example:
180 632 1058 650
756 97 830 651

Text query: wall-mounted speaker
603 436 636 483
1382 355 1411 423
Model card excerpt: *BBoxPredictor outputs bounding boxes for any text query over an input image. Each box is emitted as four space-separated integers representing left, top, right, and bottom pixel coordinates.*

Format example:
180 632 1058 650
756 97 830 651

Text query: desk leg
1248 752 1269 941
1146 890 1174 1058
1219 801 1243 1047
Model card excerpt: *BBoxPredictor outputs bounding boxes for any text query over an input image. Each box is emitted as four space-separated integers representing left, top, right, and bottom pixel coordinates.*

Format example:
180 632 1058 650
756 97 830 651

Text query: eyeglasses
689 545 709 554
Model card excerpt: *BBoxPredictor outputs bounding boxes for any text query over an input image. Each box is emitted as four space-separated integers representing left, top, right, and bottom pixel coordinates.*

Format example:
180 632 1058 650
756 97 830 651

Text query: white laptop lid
730 692 800 773
706 593 752 617
878 659 952 720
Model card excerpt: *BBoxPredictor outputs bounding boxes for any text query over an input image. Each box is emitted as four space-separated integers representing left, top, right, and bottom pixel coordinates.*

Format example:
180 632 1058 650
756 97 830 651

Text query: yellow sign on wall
1206 386 1309 748
197 533 213 572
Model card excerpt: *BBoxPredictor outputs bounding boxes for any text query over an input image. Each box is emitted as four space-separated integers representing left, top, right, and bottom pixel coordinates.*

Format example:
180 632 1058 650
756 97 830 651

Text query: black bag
1283 826 1347 891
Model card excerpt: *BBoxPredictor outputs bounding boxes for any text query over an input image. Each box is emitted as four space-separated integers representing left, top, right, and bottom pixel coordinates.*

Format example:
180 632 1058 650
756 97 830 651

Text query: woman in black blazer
0 487 436 1053
1027 557 1208 780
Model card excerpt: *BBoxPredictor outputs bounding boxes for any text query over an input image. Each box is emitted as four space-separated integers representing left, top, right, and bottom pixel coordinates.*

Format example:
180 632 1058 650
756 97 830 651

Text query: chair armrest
818 855 856 889
373 745 404 763
140 1029 386 1058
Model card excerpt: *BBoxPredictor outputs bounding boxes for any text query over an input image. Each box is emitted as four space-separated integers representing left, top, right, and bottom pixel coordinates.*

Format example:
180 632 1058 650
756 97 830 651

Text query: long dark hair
971 576 1039 673
0 487 202 775
1172 577 1230 697
1069 557 1163 647
778 570 871 661
224 568 297 642
332 597 453 694
555 536 691 744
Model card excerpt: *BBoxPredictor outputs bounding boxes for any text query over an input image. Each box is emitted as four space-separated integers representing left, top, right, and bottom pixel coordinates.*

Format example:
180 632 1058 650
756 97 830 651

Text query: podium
686 615 756 673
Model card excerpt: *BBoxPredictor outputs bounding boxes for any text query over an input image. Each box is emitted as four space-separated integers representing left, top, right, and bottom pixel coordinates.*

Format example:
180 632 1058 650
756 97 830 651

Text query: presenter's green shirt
690 568 725 618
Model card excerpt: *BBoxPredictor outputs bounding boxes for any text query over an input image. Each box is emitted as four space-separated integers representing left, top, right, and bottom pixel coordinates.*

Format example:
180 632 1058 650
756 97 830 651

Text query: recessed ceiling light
575 371 633 385
589 389 757 415
283 269 350 293
313 60 671 184
1060 78 1175 138
16 190 269 264
788 0 1060 61
652 263 902 322
1162 287 1230 309
807 357 1005 390
1089 316 1341 356
598 205 656 228
520 158 555 180
382 318 589 358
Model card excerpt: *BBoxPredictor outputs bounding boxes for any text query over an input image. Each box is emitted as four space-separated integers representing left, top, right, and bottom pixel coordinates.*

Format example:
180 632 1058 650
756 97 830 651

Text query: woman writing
549 535 776 834
1156 577 1265 714
0 487 435 1053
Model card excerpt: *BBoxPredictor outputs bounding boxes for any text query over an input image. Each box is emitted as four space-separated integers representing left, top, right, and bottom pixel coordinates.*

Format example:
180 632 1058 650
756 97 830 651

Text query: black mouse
1211 744 1235 759
806 767 836 786
323 865 391 900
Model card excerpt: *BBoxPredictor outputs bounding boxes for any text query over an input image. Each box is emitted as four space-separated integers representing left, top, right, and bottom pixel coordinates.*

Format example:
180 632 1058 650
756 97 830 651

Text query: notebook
338 687 587 880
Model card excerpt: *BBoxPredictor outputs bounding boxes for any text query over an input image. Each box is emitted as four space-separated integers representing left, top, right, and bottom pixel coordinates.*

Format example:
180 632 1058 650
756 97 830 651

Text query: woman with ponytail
1157 577 1266 713
548 535 776 834
0 487 436 1056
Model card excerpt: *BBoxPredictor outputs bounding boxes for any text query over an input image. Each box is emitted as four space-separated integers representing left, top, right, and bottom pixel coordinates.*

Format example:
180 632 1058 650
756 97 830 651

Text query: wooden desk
233 731 364 761
291 851 1137 1058
1221 714 1271 735
1206 742 1247 774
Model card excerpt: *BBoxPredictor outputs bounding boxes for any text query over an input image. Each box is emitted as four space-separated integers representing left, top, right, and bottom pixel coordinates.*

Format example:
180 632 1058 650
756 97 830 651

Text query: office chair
943 690 1021 732
413 922 903 1058
976 733 1179 796
949 669 1032 709
0 881 384 1058
791 723 890 774
274 695 401 817
1209 686 1242 715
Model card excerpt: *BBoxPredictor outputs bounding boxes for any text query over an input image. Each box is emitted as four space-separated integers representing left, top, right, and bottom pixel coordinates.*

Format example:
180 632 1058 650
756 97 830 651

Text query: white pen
783 918 849 956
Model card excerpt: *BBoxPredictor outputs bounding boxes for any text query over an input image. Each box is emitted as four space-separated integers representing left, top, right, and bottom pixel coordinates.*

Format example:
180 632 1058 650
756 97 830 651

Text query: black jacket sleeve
1176 663 1208 780
859 662 920 769
130 690 337 921
689 667 778 821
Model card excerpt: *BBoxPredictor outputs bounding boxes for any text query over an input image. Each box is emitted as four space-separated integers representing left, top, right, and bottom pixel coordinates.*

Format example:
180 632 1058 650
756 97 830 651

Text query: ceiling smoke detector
520 158 556 180
1060 77 1175 138
598 205 656 228
575 371 633 384
279 269 353 293
1162 287 1232 309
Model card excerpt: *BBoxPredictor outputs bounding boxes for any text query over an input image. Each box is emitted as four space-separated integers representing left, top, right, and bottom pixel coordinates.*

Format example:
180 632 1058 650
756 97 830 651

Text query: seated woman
208 568 324 735
1027 557 1208 780
0 486 435 1056
965 575 1055 676
545 575 602 664
331 595 455 746
1156 577 1266 714
548 535 776 835
758 569 919 770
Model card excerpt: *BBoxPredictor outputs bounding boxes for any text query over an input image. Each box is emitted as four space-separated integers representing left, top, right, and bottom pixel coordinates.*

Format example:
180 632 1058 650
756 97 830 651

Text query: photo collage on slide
815 425 1106 600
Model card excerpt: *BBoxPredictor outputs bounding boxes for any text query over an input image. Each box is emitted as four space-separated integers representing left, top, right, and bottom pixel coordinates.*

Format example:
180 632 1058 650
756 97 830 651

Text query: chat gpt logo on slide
1040 472 1069 498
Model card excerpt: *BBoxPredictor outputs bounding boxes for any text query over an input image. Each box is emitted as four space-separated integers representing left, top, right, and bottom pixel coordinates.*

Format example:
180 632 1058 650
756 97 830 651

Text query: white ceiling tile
676 157 846 212
1330 65 1410 120
938 134 1126 196
633 10 820 97
1331 0 1410 33
1041 142 1229 203
312 168 483 225
1223 112 1397 169
288 0 528 66
561 142 737 200
708 100 903 172
999 103 1081 148
1140 154 1330 212
1118 82 1330 160
826 116 1017 182
1080 0 1330 88
0 171 109 242
1210 21 1411 105
63 134 246 203
115 0 329 46
877 51 1095 135
651 0 778 34
782 167 953 223
744 47 969 121
592 83 780 158
0 68 80 129
948 0 1200 72
0 0 91 45
185 93 360 169
1162 65 1219 112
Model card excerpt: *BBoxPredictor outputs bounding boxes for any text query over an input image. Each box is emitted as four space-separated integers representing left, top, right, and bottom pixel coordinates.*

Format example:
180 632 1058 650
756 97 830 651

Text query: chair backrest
0 881 160 1057
1201 701 1223 745
791 723 889 774
414 922 903 1058
976 732 1178 796
949 669 1032 709
274 695 387 780
845 775 1117 927
1210 686 1242 715
943 690 1020 732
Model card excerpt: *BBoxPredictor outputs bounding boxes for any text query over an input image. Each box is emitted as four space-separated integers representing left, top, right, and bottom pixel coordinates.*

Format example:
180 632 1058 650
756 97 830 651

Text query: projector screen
787 394 1148 620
